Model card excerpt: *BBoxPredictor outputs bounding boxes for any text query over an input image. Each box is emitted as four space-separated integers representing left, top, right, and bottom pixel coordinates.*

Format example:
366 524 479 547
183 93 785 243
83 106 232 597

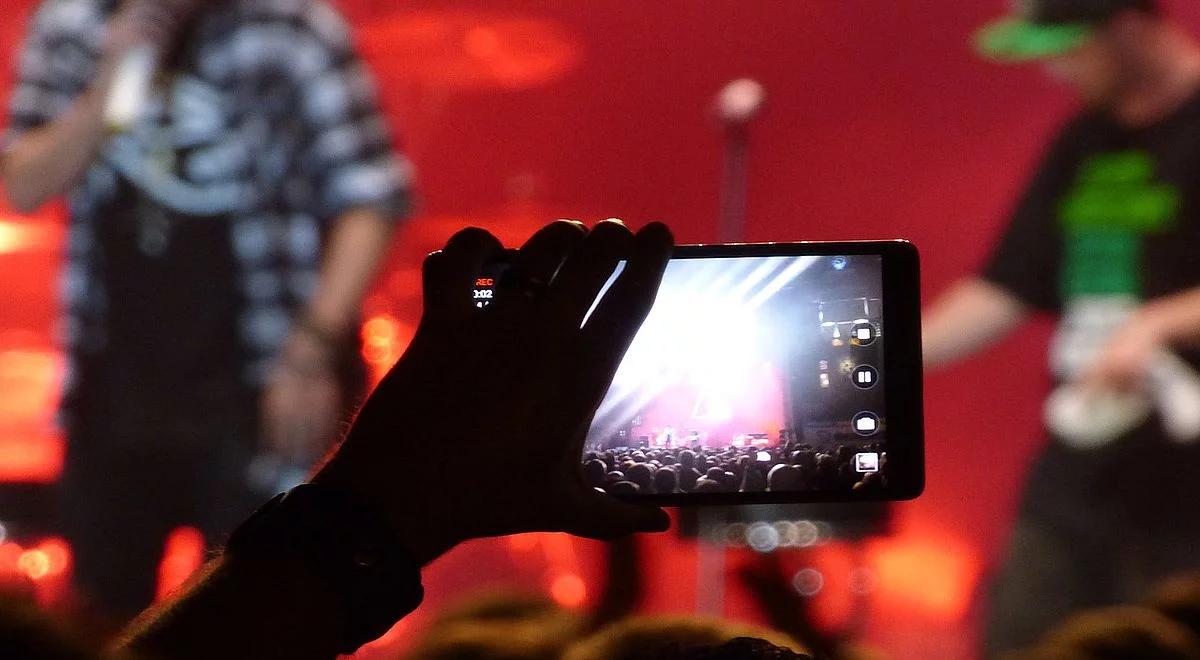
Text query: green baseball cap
974 0 1158 63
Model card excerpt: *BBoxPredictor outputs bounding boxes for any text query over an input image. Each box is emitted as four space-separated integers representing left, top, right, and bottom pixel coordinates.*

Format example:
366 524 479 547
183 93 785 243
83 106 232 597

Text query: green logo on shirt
1058 151 1180 296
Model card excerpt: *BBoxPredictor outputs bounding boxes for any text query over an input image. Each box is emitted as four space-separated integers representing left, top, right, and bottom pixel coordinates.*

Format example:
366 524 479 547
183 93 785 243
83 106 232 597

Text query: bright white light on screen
587 256 817 439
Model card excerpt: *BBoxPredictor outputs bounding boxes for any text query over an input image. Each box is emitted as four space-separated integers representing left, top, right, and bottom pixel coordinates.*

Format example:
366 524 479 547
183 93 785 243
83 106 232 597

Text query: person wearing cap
922 0 1200 655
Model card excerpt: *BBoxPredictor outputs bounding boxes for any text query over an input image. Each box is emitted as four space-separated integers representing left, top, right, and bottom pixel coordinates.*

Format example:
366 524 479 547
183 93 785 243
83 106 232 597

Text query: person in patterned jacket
1 0 412 618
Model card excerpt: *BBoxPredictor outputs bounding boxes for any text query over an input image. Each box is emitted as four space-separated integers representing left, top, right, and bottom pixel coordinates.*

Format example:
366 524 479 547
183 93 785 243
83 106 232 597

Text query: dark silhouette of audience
562 614 809 660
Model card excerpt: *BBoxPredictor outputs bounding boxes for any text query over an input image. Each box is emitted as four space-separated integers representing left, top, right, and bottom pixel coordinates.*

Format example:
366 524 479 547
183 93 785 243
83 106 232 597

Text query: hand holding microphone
100 0 201 130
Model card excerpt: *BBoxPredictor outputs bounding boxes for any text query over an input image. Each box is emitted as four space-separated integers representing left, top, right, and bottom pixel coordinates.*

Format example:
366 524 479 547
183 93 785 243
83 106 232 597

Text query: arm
1135 287 1200 348
117 220 673 659
922 277 1029 369
1 0 198 212
126 208 397 657
924 122 1079 370
1082 285 1200 390
297 209 395 337
261 210 396 462
118 555 344 660
0 85 111 213
261 3 409 461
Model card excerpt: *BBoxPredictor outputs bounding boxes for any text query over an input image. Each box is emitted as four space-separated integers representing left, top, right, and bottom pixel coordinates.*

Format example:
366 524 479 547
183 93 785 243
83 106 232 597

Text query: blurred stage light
792 568 824 597
794 520 820 548
361 314 414 386
156 527 206 601
849 566 878 595
589 257 817 442
0 219 60 255
549 572 586 608
17 548 49 580
0 344 64 483
37 538 71 577
358 11 581 92
746 522 780 553
867 534 978 622
772 521 798 546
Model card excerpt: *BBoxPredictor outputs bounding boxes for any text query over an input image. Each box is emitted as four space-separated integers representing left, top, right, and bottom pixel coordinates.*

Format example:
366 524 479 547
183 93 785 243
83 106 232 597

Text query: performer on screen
1 0 410 618
922 0 1200 654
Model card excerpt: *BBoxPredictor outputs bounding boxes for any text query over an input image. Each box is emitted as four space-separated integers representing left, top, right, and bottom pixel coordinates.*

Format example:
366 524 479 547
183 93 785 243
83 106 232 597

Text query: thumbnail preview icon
854 452 880 473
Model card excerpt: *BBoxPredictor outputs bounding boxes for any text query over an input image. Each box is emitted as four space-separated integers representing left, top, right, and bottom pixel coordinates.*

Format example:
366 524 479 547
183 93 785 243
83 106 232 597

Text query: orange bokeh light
866 533 979 622
358 11 581 92
0 219 61 255
35 537 71 577
156 526 207 601
549 572 586 608
361 314 415 385
0 345 64 483
0 432 62 483
17 549 50 580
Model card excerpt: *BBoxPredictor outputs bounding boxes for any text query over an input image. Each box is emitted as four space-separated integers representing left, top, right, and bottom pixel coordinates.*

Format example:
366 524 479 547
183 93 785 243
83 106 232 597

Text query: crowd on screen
582 441 887 495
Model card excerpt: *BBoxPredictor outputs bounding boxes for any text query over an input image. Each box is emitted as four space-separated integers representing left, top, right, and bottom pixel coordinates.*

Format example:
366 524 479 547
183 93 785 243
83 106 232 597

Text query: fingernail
602 217 626 226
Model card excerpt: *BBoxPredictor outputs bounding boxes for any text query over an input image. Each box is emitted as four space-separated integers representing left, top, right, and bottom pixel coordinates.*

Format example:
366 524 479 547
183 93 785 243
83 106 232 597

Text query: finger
422 227 504 325
555 225 672 450
507 220 588 304
581 222 673 358
560 490 671 540
543 219 633 329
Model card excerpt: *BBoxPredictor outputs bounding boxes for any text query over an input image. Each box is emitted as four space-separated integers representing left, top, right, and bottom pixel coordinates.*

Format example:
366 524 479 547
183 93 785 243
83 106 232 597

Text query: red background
5 1 1200 657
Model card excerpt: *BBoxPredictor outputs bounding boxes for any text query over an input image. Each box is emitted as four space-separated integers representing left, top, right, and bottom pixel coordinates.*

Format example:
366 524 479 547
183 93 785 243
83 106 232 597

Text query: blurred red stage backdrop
5 1 1200 657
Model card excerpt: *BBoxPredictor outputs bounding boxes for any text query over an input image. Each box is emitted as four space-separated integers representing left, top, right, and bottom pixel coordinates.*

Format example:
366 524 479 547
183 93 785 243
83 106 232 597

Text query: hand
313 220 674 564
102 0 202 66
1079 310 1167 393
261 331 343 463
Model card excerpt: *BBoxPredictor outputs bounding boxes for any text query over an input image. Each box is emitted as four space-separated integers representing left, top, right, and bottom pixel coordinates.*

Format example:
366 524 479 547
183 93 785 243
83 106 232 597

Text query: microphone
103 44 159 131
715 78 767 126
713 78 766 243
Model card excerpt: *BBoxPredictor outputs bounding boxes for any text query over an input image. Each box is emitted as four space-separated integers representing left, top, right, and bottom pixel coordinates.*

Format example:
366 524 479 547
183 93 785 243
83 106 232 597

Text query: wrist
295 309 354 348
311 445 461 566
225 485 425 654
279 315 347 376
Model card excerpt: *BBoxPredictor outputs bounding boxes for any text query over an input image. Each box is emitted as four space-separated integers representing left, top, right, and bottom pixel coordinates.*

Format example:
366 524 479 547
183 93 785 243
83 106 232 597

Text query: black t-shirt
983 93 1200 527
984 92 1200 315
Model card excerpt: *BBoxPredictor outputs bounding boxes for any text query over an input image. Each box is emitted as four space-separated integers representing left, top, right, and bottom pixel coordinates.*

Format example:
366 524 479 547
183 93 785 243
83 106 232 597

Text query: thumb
561 490 671 540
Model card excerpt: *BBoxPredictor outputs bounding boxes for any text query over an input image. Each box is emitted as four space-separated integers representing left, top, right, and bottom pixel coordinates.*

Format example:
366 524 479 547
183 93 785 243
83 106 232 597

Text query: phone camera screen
580 254 886 497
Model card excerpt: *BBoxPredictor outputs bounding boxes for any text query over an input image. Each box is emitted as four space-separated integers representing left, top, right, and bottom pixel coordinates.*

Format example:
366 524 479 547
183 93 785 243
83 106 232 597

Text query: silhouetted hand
314 220 674 564
261 340 342 464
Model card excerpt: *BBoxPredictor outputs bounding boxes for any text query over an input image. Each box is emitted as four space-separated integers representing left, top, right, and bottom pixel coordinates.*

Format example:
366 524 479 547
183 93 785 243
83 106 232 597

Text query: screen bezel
601 240 924 506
